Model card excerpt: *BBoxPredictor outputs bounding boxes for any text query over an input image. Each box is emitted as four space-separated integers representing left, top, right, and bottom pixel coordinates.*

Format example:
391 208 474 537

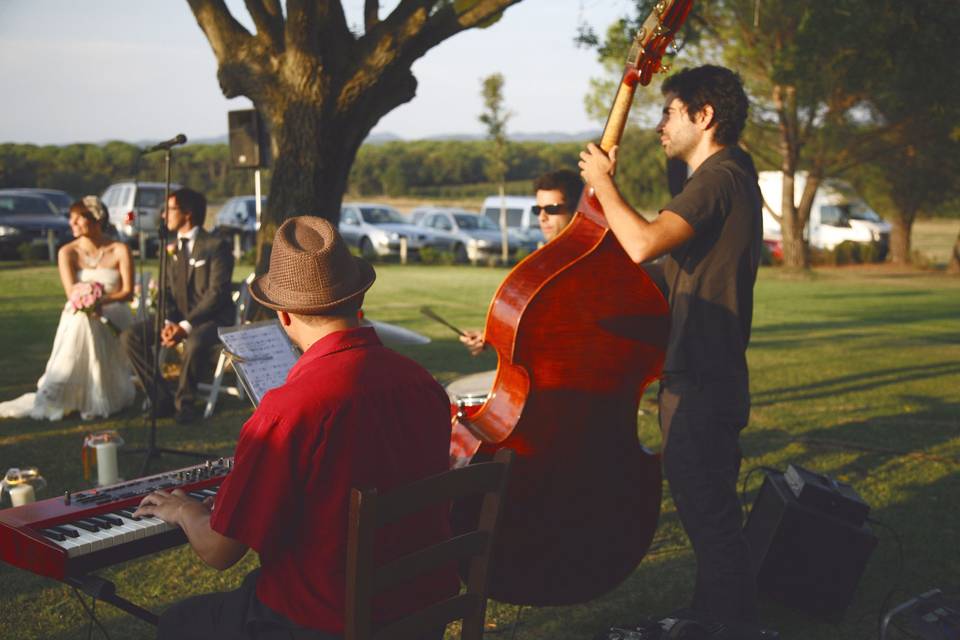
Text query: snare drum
446 370 496 468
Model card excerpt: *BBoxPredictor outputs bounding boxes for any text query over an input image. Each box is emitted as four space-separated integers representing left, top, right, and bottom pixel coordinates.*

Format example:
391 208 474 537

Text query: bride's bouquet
69 282 119 335
69 281 105 314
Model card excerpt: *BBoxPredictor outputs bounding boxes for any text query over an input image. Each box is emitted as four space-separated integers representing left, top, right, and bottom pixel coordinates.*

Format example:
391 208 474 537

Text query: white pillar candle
9 483 35 507
95 441 120 486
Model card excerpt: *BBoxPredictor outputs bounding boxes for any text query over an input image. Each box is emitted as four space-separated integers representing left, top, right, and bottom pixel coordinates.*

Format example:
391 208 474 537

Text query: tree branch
187 0 254 65
285 0 353 60
244 0 284 51
365 0 380 30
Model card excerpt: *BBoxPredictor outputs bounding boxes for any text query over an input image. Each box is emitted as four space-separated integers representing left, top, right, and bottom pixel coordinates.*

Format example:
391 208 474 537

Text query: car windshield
135 188 167 208
820 205 851 226
454 213 498 230
484 208 524 228
243 198 267 217
360 207 405 224
846 201 882 222
0 195 56 215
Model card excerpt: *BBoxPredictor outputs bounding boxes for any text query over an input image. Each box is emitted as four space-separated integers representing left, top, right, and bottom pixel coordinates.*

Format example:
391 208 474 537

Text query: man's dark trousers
659 372 757 625
120 317 220 412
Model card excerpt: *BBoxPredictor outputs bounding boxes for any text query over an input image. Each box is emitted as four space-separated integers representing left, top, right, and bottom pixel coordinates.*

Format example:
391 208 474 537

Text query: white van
101 181 182 249
758 171 890 254
480 195 544 246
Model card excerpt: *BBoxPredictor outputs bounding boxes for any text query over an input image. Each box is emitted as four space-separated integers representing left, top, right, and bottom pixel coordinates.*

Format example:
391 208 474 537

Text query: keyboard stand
66 574 159 626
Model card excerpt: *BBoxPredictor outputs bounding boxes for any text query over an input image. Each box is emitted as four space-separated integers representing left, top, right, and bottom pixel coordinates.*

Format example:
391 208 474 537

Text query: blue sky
0 0 635 146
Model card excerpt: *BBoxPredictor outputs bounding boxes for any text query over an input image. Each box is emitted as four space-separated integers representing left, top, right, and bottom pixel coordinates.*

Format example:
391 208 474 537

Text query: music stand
125 144 214 476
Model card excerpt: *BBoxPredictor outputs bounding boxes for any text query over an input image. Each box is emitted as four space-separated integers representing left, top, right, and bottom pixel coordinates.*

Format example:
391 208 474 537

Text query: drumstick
419 306 467 337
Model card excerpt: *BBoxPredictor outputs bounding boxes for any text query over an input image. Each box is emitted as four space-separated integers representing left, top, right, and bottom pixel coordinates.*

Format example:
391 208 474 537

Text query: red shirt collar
291 325 382 372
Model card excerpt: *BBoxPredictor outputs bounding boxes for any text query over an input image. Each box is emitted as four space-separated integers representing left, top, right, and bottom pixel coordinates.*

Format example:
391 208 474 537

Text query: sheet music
218 320 300 406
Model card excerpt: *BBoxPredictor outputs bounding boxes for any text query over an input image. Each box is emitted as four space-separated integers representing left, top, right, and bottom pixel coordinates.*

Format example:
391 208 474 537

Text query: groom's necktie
178 237 191 308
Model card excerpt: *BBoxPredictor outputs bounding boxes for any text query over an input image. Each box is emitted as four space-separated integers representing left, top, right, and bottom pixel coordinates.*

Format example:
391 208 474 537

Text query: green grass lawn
0 261 958 640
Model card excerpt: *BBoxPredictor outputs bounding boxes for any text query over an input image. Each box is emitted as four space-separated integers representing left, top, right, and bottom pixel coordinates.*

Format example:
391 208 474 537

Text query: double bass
450 0 693 606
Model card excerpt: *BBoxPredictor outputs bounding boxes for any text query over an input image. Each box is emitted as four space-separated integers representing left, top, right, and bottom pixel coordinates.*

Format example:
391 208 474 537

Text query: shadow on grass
751 361 960 409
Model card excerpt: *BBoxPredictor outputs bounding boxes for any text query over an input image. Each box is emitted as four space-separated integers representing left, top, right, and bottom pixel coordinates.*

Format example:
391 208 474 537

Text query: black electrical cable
739 465 780 521
868 516 905 640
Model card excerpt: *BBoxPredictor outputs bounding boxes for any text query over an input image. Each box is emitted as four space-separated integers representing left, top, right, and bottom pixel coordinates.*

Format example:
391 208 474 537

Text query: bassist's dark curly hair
662 65 749 146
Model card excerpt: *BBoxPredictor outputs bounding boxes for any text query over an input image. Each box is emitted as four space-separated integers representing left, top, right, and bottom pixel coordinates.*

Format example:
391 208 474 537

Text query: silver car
416 207 522 263
214 195 267 251
339 203 432 259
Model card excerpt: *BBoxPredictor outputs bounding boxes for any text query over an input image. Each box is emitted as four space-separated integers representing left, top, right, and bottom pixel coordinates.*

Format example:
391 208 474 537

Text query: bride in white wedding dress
0 196 136 421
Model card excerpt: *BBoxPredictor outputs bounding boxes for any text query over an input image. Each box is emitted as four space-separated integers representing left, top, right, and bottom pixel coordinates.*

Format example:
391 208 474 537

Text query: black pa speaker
228 109 269 168
744 471 878 620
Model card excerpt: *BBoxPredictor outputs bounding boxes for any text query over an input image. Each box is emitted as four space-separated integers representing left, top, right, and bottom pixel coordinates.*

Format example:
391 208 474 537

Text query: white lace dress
0 268 136 421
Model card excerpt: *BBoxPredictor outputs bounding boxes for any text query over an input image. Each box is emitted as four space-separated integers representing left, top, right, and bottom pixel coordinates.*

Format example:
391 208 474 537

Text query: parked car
480 195 545 246
4 188 74 216
415 207 522 263
214 195 267 251
0 191 71 258
101 181 181 250
339 203 433 259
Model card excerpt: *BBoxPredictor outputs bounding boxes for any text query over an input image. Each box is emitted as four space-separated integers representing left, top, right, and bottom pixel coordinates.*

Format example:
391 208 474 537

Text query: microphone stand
125 146 213 476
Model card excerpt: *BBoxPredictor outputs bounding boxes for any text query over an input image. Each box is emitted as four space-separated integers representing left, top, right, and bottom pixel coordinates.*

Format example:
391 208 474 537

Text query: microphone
142 134 187 153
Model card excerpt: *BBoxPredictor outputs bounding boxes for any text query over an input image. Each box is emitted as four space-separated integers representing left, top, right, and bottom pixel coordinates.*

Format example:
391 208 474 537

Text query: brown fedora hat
250 216 375 314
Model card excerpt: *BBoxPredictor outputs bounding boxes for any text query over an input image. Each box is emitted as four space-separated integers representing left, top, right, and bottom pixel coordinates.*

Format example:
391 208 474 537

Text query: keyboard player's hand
134 488 207 526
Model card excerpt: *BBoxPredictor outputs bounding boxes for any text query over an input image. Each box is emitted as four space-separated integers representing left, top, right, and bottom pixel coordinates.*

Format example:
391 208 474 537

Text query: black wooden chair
344 448 514 640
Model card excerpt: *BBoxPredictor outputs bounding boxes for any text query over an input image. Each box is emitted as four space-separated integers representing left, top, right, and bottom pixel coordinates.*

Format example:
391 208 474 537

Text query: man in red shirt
136 216 457 639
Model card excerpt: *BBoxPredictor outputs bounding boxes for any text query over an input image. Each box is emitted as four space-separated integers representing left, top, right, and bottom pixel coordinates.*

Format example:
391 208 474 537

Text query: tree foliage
478 72 511 261
0 135 729 218
0 141 265 202
585 0 960 268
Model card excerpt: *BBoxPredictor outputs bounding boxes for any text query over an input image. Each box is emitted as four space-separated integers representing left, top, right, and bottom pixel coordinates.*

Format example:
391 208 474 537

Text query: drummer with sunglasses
459 169 583 355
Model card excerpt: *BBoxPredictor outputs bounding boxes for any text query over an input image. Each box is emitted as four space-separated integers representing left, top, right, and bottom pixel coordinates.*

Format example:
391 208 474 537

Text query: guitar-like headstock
626 0 693 86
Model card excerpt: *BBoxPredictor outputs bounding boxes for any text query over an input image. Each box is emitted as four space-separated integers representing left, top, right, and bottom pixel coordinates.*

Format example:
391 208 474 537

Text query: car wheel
453 243 468 264
359 237 376 260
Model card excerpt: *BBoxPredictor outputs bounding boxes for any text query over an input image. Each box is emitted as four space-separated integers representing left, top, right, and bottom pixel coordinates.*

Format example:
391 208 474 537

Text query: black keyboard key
73 519 100 532
41 529 66 542
50 525 80 538
89 516 113 529
99 514 124 526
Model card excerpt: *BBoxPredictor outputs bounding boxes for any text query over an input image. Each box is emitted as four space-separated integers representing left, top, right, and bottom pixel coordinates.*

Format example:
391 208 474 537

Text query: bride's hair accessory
81 195 109 223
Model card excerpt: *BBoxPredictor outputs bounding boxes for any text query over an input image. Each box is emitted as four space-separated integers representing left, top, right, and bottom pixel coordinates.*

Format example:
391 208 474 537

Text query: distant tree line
0 132 678 211
0 141 266 202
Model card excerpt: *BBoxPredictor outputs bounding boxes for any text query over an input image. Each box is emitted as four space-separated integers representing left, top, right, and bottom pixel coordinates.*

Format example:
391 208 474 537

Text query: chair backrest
233 272 256 325
345 448 513 640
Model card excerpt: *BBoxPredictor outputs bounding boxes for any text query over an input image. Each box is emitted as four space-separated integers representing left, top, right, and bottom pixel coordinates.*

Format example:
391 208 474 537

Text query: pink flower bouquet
69 281 105 315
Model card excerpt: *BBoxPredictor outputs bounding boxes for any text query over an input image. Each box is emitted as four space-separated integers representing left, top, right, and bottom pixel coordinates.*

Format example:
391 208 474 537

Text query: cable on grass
868 516 905 640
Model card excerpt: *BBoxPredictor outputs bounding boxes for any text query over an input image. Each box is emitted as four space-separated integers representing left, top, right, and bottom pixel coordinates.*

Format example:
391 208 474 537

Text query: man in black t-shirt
579 65 762 628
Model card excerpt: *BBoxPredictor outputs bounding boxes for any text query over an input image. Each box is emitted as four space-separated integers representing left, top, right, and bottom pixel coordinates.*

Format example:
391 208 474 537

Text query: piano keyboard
0 458 231 581
38 487 218 558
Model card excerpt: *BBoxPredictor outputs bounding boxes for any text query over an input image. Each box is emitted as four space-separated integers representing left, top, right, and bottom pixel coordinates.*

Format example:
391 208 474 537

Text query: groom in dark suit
121 187 235 423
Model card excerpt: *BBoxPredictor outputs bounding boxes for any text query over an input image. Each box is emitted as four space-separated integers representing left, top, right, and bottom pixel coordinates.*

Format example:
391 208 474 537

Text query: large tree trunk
774 83 810 269
948 227 960 274
889 212 915 265
779 171 807 269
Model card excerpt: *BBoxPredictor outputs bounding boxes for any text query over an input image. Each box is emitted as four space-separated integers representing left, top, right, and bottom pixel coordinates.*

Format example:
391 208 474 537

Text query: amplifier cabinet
744 471 878 619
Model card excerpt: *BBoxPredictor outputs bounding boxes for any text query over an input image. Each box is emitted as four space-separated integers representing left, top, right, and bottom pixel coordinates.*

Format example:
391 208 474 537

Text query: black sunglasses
532 204 568 215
